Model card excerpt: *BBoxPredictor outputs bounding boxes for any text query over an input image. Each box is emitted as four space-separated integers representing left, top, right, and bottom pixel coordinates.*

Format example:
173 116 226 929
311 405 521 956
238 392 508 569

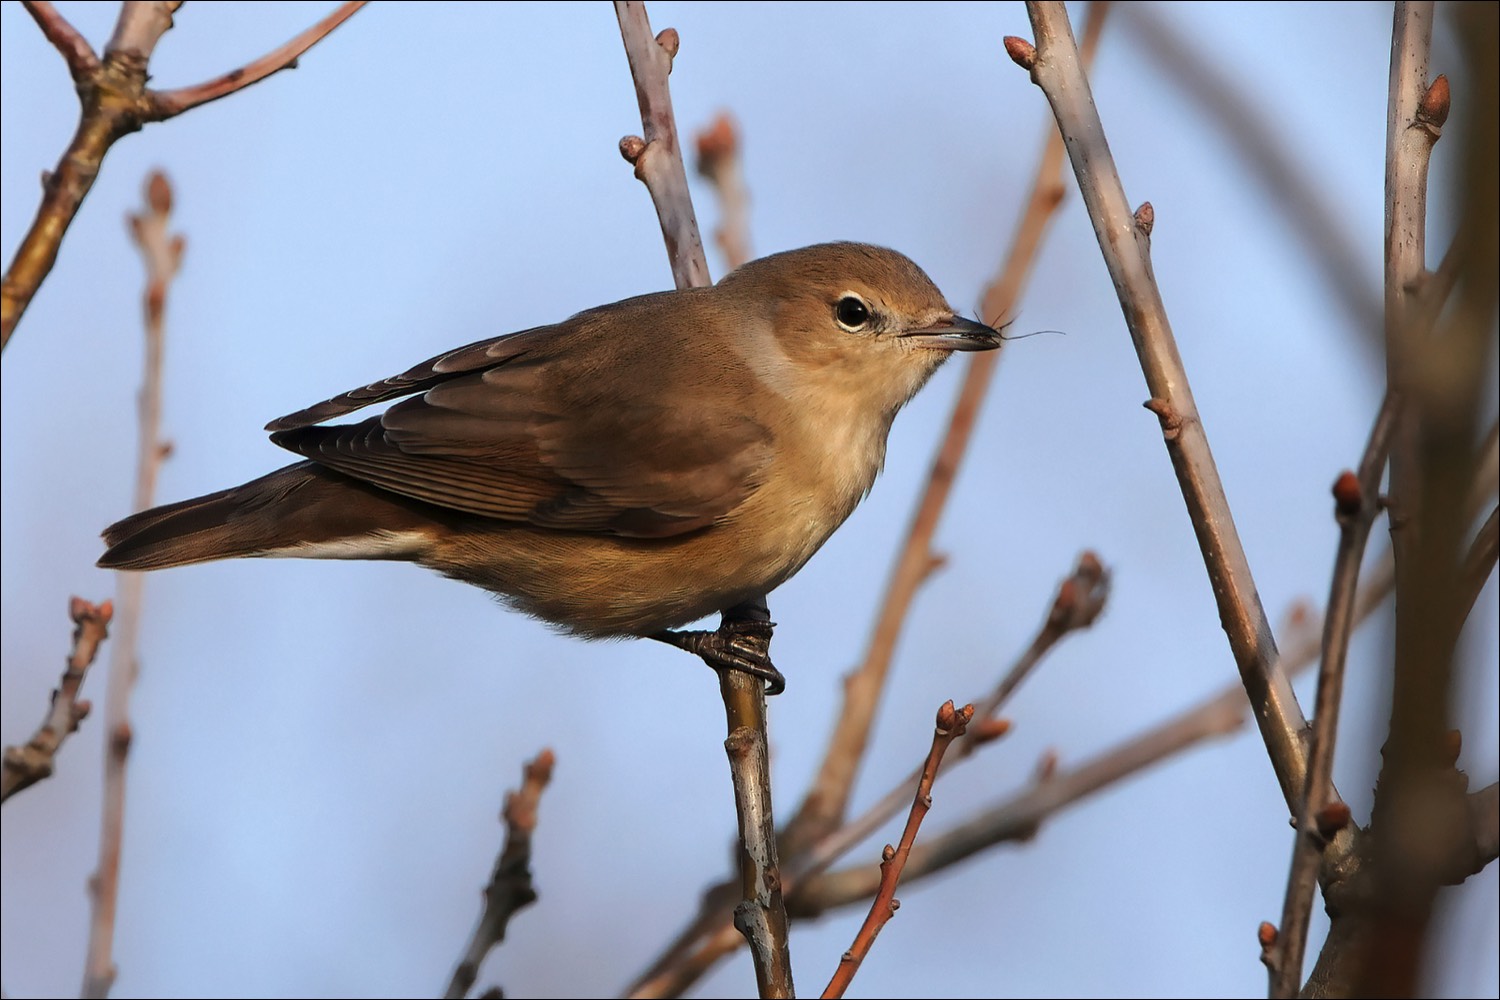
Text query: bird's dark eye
835 296 871 330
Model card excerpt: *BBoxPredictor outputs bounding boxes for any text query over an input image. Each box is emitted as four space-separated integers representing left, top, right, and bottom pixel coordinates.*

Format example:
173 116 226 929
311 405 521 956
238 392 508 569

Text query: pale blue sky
3 3 1495 998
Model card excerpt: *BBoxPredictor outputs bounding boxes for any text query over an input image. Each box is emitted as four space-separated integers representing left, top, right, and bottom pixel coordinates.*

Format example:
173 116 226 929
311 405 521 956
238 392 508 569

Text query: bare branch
0 598 113 804
614 1 710 290
820 702 973 1000
784 0 1111 857
150 2 367 116
791 553 1108 884
1 2 362 352
614 9 792 996
20 1 99 80
1014 0 1312 813
82 169 181 1000
1270 394 1399 998
720 668 794 999
445 750 555 1000
796 552 1387 916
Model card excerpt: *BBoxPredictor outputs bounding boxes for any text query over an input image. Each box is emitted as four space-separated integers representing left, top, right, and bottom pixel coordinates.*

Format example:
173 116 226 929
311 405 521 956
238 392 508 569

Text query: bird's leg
651 595 785 695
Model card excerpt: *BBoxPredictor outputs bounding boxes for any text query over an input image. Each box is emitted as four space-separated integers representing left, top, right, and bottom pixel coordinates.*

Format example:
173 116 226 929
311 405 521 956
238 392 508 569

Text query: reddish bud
1315 801 1352 838
1332 471 1362 517
1441 729 1462 766
1004 36 1037 70
1258 921 1278 947
973 718 1012 743
147 171 173 216
1418 74 1450 128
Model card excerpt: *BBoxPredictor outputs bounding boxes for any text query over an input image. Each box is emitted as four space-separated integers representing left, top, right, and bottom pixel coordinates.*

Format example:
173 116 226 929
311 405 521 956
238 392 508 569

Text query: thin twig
820 701 973 1000
1 1 363 352
445 749 556 1000
790 553 1109 885
1270 394 1399 998
782 0 1111 858
629 554 1395 996
794 558 1394 916
0 598 113 804
81 169 181 1000
149 2 367 116
1013 1 1313 814
694 112 752 272
20 1 99 79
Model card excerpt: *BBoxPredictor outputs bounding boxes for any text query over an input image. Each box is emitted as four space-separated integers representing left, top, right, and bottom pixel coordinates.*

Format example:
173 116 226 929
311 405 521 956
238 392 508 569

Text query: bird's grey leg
651 594 785 695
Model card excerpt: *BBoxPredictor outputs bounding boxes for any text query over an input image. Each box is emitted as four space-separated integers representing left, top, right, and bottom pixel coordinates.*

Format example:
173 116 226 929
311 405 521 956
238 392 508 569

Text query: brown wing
268 295 776 538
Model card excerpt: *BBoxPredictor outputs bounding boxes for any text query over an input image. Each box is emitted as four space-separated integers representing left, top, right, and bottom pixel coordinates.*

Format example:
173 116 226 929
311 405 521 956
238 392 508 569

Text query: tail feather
98 462 433 570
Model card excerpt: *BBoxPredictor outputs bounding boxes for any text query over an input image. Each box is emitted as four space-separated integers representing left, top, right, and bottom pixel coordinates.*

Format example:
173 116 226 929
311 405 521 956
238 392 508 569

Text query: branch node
619 135 648 165
1133 201 1155 238
1142 397 1182 440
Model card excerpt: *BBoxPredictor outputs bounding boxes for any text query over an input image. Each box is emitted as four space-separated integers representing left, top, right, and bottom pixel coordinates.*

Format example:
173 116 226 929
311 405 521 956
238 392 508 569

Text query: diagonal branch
783 0 1112 858
445 750 555 1000
2 1 364 353
149 1 367 116
1269 393 1399 998
20 1 99 79
1011 0 1313 815
820 702 973 1000
0 598 113 804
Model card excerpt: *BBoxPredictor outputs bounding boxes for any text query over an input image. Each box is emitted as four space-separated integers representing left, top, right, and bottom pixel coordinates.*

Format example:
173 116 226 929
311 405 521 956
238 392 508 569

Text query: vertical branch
1382 2 1435 569
721 672 795 999
1357 3 1500 994
82 170 182 1000
613 6 789 996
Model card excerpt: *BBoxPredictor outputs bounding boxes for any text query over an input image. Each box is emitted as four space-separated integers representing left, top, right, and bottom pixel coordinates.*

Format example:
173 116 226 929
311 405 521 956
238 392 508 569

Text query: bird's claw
652 617 785 695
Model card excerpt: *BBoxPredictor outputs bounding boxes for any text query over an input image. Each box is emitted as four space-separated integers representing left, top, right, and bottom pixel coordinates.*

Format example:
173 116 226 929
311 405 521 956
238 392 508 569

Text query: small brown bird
100 243 999 688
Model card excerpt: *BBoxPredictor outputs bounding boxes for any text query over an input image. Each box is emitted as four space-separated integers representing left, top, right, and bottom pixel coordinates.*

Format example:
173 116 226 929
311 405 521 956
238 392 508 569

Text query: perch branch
614 6 789 997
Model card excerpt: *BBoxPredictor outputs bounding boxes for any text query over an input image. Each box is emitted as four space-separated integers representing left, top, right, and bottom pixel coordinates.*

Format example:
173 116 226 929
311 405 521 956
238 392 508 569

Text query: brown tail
99 462 432 570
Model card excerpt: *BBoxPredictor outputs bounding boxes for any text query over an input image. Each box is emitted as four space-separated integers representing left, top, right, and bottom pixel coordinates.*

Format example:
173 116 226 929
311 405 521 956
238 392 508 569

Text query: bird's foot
652 615 784 696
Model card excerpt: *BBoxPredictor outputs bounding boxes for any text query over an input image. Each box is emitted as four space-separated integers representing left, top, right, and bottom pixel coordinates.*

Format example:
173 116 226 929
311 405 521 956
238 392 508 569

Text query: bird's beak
898 315 1002 351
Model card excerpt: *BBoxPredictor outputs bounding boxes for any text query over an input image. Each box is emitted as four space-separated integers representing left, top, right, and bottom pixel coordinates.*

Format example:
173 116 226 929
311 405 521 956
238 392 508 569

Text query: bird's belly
421 481 855 638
